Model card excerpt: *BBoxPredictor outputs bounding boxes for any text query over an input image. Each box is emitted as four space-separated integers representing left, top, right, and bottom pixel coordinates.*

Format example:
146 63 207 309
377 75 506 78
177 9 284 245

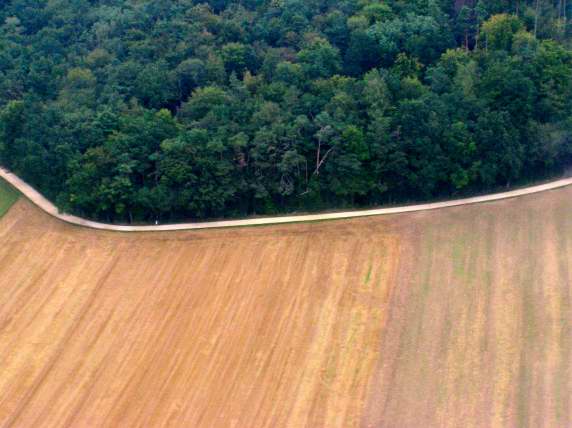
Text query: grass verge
0 178 19 218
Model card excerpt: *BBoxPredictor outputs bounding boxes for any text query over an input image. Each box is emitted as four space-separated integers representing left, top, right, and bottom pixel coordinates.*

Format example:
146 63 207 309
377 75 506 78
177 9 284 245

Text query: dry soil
0 188 571 427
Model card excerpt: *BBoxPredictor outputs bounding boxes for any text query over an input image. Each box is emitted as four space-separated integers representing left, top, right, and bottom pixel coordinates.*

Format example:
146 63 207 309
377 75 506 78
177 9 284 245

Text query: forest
0 0 571 222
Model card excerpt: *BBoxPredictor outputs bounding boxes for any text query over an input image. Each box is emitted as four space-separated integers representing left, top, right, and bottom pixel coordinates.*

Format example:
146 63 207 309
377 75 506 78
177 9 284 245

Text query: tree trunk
534 0 540 38
314 147 335 176
565 0 569 39
315 138 321 176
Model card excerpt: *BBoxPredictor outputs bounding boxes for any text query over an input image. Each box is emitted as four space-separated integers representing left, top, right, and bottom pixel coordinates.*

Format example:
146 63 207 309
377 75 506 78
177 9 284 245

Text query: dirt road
2 166 572 230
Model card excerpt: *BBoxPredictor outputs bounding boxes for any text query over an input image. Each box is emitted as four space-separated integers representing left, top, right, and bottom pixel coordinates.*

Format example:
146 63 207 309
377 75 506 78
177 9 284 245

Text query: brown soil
1 188 571 427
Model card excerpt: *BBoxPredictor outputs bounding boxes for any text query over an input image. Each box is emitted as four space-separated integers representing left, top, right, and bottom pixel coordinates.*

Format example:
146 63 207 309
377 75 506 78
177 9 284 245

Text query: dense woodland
0 0 571 222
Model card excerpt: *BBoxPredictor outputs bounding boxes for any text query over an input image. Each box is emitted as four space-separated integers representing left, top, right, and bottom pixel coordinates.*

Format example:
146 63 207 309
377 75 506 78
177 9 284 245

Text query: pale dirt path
2 166 572 232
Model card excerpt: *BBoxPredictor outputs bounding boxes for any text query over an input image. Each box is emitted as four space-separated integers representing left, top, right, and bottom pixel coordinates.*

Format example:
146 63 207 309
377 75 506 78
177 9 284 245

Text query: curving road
2 166 572 232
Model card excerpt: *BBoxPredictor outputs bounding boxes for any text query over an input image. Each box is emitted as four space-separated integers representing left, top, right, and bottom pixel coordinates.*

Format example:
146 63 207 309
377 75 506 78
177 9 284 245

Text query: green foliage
368 10 453 65
481 14 524 50
0 100 25 165
298 38 342 79
0 0 571 223
221 43 256 76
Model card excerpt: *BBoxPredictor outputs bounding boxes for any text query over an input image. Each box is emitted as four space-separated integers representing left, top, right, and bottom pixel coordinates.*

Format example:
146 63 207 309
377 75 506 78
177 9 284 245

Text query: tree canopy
0 0 571 222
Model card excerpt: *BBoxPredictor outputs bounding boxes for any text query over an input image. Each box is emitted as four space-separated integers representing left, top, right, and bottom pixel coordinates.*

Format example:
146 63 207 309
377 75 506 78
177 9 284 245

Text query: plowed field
0 187 571 427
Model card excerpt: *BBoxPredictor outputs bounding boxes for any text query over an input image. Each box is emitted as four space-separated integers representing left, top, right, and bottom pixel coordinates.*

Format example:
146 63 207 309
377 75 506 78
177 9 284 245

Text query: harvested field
0 187 571 427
